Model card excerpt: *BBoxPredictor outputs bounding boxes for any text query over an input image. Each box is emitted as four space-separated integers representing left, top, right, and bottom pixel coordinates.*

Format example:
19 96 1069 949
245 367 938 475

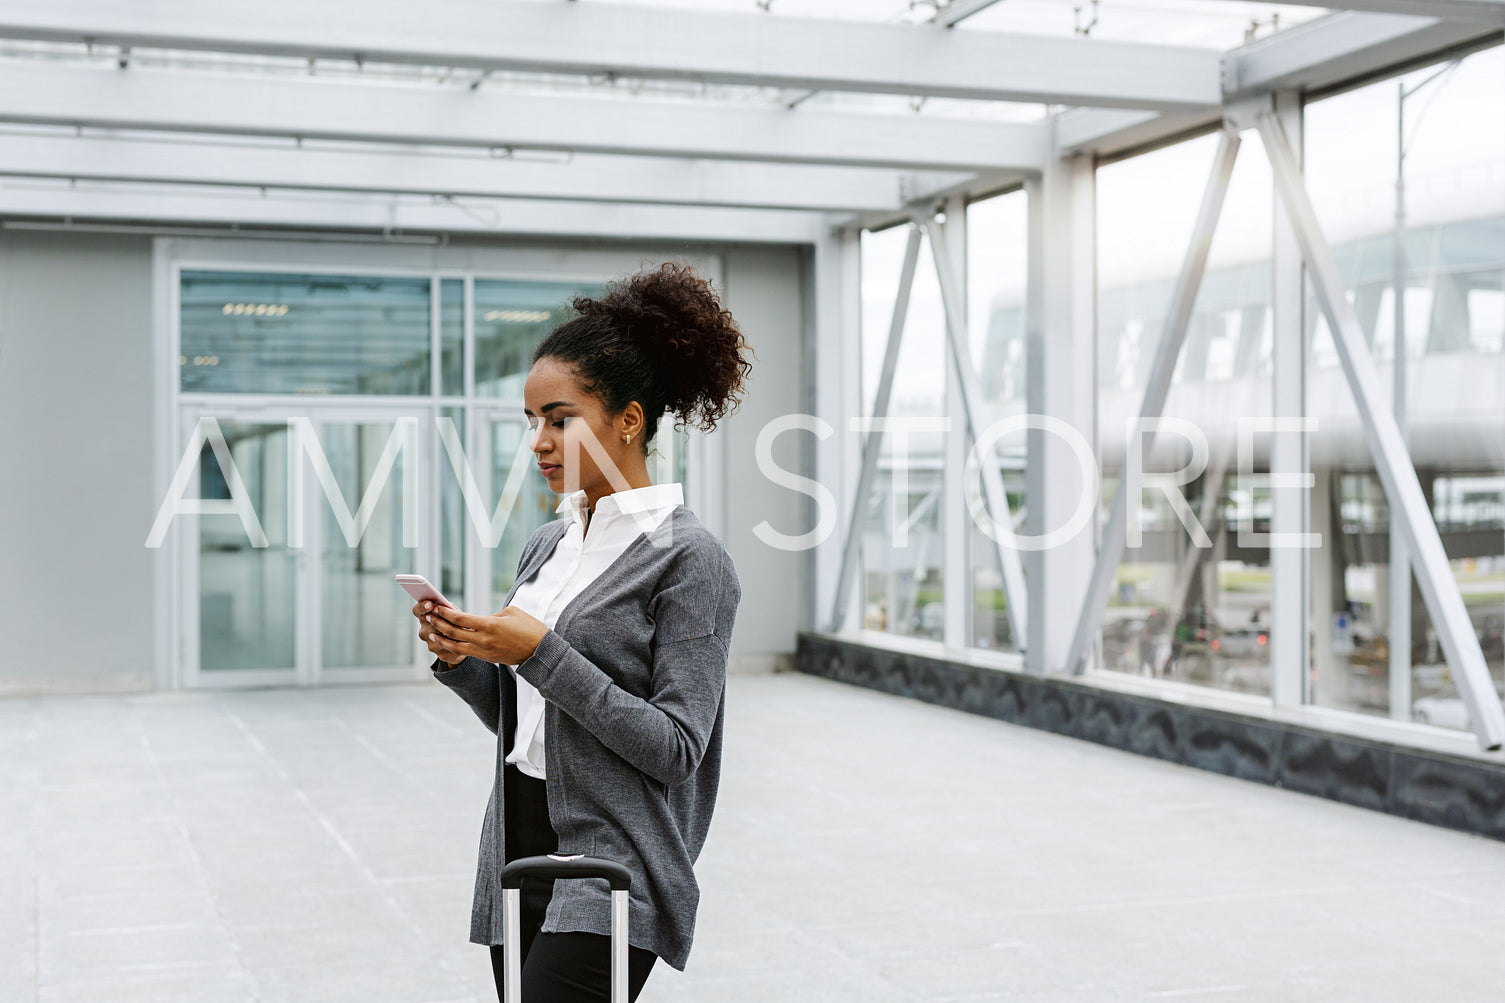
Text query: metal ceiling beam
1203 0 1505 21
1055 107 1217 159
0 180 831 243
784 0 1007 112
931 0 1008 28
1056 10 1500 158
1226 11 1501 96
782 0 1008 132
828 167 1030 232
0 0 1223 111
0 130 964 213
0 62 1050 173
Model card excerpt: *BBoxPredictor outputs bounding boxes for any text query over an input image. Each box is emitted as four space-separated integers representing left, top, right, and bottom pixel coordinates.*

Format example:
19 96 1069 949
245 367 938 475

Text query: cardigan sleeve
432 655 501 735
514 543 740 789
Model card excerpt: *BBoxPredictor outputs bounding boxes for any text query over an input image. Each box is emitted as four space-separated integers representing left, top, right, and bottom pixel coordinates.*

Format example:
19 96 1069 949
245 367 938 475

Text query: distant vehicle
1217 624 1270 660
1412 696 1470 730
1413 676 1505 730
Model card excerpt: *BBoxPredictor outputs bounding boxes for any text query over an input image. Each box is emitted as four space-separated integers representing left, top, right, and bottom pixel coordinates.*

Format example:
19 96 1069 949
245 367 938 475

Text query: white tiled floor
4 672 1505 1002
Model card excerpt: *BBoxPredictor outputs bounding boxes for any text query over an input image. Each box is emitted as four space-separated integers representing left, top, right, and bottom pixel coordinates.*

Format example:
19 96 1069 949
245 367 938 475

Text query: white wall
719 243 809 672
0 231 157 694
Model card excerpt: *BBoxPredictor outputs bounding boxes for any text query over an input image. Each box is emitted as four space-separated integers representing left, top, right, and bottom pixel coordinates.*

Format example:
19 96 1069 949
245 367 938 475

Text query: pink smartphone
394 573 456 609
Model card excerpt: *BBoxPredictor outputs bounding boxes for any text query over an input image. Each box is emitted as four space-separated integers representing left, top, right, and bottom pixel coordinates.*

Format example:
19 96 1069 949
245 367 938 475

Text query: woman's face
524 356 641 496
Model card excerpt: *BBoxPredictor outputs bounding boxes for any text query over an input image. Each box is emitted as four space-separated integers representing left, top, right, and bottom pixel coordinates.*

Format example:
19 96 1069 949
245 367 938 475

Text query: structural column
810 227 864 634
941 195 971 649
1024 152 1097 674
1269 90 1310 709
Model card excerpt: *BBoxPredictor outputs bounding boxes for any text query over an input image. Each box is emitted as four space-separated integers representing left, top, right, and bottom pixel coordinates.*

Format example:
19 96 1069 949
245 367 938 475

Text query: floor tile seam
132 708 264 1000
224 709 469 992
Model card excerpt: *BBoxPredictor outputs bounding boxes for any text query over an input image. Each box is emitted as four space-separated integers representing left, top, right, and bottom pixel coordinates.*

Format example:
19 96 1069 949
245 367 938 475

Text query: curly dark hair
532 258 755 450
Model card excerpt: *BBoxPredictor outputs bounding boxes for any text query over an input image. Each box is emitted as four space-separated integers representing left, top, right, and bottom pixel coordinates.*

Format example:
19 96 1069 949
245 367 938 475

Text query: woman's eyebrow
523 401 576 415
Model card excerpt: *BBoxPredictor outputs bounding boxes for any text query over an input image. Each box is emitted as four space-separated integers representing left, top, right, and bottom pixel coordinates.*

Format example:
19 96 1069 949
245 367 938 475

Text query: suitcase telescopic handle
501 853 632 891
501 854 633 1003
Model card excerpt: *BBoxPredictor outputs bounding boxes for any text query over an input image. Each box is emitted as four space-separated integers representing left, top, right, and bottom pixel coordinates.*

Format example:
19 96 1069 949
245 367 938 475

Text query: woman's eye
553 418 570 429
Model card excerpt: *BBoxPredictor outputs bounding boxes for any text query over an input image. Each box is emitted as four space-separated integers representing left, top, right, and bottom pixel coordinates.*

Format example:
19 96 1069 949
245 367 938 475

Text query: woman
411 259 753 1002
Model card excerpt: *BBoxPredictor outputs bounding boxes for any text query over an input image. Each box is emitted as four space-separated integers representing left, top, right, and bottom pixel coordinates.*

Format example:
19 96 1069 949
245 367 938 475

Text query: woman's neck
583 473 652 516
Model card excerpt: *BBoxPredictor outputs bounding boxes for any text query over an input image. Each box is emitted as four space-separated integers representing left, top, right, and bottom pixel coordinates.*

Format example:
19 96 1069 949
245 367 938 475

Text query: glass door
179 403 434 687
178 404 300 687
312 406 431 682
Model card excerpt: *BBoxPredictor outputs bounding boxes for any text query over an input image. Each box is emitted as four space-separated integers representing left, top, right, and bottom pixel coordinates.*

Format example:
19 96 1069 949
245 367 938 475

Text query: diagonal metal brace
1256 110 1505 750
828 216 925 632
1064 128 1243 678
922 213 1029 650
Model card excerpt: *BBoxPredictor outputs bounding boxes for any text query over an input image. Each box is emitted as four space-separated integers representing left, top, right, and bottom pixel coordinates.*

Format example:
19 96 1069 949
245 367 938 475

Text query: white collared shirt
503 481 685 779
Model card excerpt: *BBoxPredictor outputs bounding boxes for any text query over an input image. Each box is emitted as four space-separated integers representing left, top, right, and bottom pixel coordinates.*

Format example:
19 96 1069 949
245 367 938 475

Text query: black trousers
491 764 657 1003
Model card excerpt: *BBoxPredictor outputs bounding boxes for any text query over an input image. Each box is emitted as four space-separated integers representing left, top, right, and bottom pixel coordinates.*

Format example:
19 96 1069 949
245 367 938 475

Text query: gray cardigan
431 503 741 972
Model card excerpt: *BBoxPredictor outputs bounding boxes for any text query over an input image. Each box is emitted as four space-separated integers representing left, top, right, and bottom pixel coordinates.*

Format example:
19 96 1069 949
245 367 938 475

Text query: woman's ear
622 402 646 442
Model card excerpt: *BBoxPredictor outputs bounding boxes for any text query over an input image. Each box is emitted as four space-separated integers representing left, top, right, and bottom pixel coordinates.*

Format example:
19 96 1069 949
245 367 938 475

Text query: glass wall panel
966 190 1028 651
439 405 466 602
441 278 465 396
1304 46 1505 727
475 278 605 398
180 271 431 394
1096 131 1276 695
859 224 947 640
197 420 295 672
319 419 420 670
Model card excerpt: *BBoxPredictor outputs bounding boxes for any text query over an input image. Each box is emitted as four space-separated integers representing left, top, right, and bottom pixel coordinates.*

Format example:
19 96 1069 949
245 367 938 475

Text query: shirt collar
555 482 684 524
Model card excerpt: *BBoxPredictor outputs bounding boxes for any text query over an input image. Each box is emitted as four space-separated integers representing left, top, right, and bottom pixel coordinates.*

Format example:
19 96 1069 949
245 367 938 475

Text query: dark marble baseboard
797 632 1505 842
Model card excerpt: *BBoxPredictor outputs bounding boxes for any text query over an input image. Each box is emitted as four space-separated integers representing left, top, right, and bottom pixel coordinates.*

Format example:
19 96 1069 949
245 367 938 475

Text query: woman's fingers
427 626 458 652
415 602 453 653
430 630 470 656
430 608 477 635
410 601 458 637
431 605 478 629
415 607 514 665
424 627 466 667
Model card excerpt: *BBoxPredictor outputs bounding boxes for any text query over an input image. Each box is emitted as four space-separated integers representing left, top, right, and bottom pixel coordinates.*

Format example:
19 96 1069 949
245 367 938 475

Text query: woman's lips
538 463 560 475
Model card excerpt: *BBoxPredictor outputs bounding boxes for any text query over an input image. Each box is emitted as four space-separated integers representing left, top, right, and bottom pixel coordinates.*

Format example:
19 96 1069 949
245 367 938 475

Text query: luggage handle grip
501 853 632 892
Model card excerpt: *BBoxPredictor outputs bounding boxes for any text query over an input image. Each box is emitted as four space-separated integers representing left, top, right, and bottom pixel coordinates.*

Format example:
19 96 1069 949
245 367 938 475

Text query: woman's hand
424 603 550 666
412 601 468 667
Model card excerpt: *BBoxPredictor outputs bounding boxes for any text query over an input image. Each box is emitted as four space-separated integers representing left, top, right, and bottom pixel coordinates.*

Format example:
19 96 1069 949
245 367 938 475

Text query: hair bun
584 259 753 435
